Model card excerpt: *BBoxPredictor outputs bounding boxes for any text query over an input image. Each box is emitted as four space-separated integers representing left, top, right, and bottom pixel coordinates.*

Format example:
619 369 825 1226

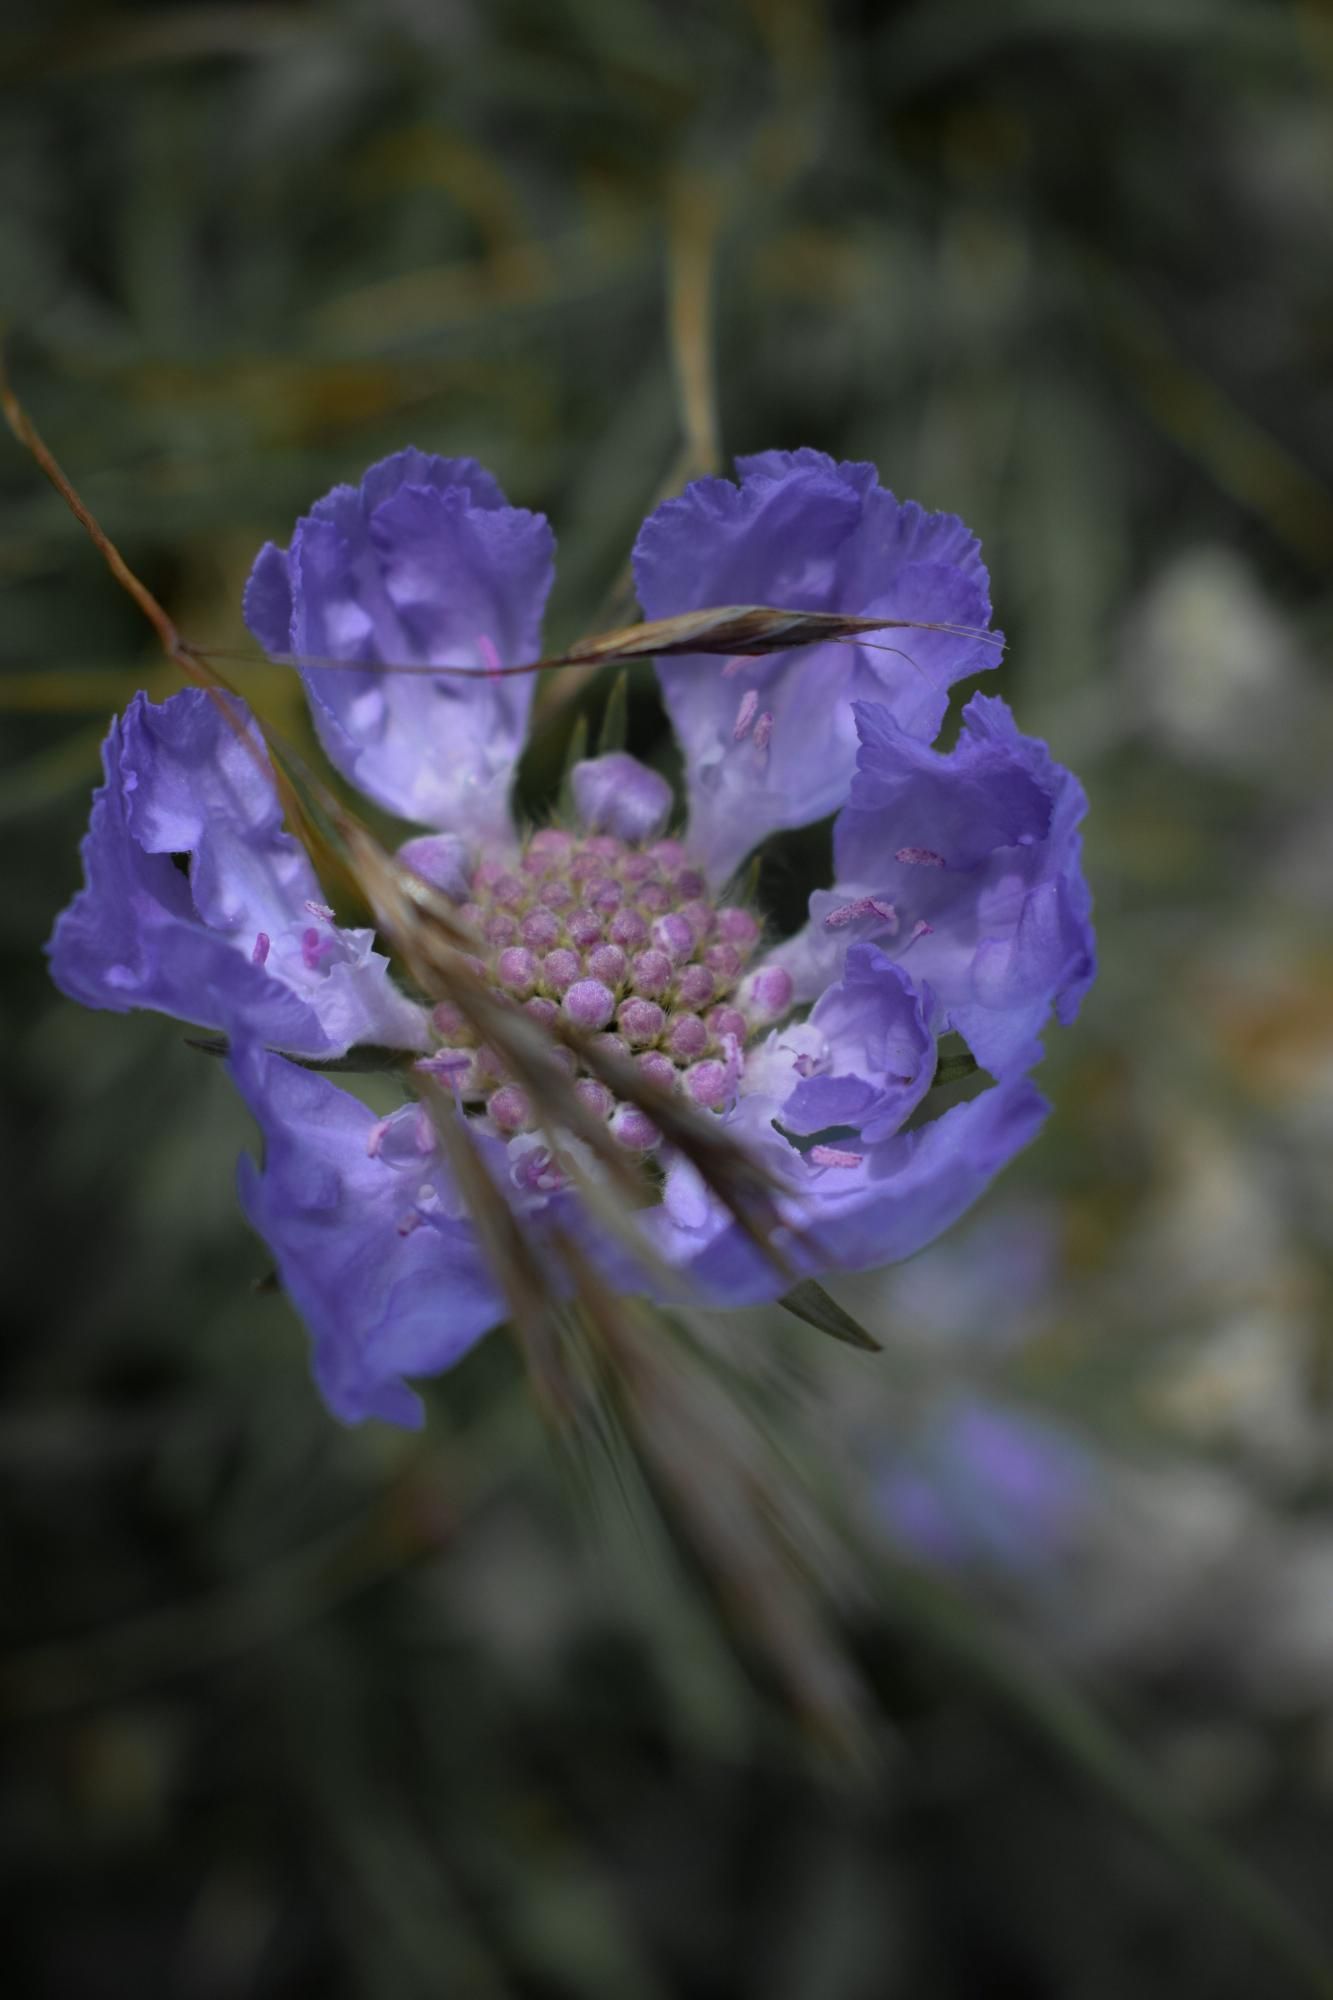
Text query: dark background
3 2 1333 1995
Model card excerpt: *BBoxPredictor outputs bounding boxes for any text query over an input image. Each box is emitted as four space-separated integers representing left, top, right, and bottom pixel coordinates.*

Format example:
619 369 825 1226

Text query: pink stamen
896 846 945 867
396 1210 424 1237
820 896 892 932
304 900 335 920
733 688 759 742
905 920 935 948
822 896 898 933
752 711 774 759
366 1117 392 1159
251 931 270 967
809 1145 863 1169
720 654 752 679
476 632 502 681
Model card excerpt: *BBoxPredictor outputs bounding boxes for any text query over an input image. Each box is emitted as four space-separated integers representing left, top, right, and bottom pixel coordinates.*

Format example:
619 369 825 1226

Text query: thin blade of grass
563 1249 878 1765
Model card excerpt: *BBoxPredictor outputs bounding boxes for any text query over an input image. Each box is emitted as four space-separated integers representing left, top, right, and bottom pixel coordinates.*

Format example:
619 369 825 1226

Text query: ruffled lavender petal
47 690 426 1056
743 944 937 1143
231 1037 507 1426
570 752 673 844
244 449 555 842
649 1077 1049 1306
773 696 1095 1077
632 449 996 883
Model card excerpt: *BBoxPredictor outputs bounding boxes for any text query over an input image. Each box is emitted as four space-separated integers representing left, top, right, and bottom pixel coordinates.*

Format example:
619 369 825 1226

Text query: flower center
419 826 792 1150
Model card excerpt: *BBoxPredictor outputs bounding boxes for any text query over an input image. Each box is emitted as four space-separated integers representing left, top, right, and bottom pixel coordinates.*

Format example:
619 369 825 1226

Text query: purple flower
49 448 1095 1425
877 1397 1095 1578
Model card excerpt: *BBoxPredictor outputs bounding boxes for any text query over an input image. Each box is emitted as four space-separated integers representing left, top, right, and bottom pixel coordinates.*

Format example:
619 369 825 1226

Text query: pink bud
666 1013 709 1061
653 913 696 964
630 949 673 998
520 907 563 951
739 964 793 1025
608 907 649 949
703 942 742 982
587 942 628 987
496 946 538 995
528 827 574 860
611 1104 659 1151
488 1085 533 1134
491 872 526 909
706 1004 748 1044
588 875 624 912
541 948 581 993
636 1050 677 1091
574 1077 615 1119
684 1059 730 1109
618 998 666 1046
716 907 760 950
562 978 616 1030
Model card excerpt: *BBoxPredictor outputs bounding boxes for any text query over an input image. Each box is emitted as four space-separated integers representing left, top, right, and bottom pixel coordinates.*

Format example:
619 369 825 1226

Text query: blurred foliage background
3 1 1333 1994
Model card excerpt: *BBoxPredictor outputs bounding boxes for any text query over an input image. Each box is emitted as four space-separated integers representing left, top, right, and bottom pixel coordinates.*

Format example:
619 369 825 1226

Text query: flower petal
776 696 1095 1076
244 449 555 841
48 690 426 1056
570 752 673 844
649 1077 1049 1306
230 1036 506 1426
766 944 937 1143
632 450 996 882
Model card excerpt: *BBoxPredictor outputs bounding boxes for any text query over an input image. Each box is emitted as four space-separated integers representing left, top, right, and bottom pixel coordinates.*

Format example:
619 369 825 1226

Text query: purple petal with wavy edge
758 944 937 1143
570 752 674 844
770 696 1095 1077
244 449 554 842
47 690 427 1056
632 449 997 883
230 1035 507 1427
646 1075 1048 1307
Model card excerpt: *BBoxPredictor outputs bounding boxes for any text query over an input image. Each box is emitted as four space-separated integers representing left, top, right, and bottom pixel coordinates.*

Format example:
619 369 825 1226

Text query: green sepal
778 1278 882 1352
598 670 629 754
556 711 590 815
932 1048 979 1088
